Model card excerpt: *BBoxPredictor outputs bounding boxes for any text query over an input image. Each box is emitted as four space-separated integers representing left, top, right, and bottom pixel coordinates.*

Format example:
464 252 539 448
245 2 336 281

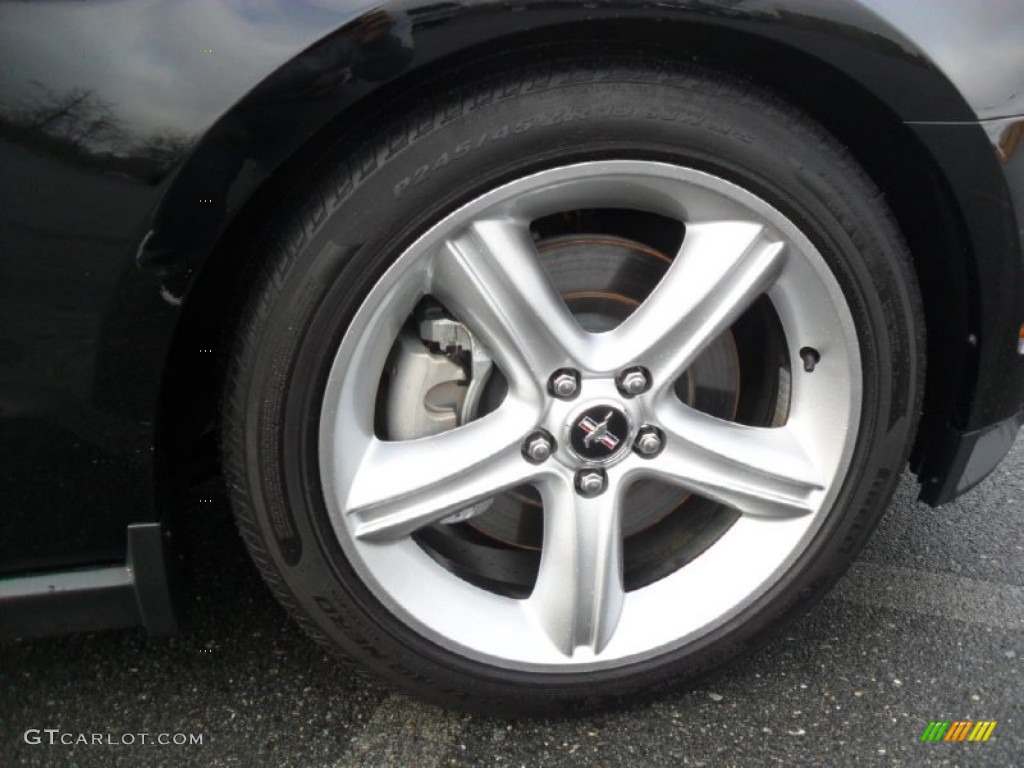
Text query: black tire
222 57 924 716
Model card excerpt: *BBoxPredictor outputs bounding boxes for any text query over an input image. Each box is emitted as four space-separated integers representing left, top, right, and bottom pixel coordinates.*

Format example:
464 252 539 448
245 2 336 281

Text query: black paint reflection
0 82 193 183
139 9 413 273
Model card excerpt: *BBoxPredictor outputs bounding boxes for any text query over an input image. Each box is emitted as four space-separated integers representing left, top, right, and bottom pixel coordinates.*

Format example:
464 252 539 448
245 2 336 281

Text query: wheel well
157 19 974 502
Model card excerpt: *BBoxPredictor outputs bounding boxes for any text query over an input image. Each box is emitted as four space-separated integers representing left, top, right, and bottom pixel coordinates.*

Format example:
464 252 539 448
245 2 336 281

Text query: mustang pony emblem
579 411 621 451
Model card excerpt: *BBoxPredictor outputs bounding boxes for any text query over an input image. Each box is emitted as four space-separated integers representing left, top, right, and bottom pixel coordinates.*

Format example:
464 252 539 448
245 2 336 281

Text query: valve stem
799 347 821 373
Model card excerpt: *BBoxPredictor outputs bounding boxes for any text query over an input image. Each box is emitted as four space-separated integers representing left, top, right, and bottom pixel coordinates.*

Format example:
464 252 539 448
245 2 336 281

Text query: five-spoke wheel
320 161 860 665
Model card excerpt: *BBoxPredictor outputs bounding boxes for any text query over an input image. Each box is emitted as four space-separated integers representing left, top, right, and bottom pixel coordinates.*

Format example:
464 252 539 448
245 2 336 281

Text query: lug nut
633 426 665 458
549 369 580 399
616 367 650 397
523 431 555 463
575 469 607 497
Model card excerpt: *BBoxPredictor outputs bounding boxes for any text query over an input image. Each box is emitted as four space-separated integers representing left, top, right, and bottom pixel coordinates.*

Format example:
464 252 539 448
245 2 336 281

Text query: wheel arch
154 7 994 508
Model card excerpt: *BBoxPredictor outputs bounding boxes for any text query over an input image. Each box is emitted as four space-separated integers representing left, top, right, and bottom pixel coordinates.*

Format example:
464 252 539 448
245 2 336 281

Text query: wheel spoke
650 400 825 518
528 474 625 656
432 218 590 392
346 405 541 541
605 222 785 386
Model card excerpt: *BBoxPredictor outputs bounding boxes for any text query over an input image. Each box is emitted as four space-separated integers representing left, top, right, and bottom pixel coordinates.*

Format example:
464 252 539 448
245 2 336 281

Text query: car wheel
222 58 924 715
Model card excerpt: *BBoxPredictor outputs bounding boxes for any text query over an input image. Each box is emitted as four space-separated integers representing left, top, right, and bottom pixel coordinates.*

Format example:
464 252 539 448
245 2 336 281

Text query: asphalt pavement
3 437 1021 767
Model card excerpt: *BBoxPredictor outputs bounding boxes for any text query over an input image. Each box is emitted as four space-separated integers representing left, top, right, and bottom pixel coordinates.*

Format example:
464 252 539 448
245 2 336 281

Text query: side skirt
0 523 180 639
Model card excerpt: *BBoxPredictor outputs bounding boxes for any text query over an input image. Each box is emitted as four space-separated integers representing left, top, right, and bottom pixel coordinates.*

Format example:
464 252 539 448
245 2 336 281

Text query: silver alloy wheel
319 161 862 670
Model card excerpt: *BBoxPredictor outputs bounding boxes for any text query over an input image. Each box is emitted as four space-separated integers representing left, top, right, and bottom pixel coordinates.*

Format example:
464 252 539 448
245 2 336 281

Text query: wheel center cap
568 404 631 463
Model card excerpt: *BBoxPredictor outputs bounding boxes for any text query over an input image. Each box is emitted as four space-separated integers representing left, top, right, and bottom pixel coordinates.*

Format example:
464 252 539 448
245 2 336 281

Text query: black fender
144 0 997 284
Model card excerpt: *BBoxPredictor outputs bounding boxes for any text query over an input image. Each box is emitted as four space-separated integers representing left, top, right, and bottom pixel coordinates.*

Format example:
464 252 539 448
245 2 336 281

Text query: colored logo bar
920 721 997 742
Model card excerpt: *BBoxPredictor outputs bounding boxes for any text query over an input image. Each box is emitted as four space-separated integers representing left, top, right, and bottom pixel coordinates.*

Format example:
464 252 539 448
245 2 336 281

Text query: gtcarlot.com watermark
24 729 203 747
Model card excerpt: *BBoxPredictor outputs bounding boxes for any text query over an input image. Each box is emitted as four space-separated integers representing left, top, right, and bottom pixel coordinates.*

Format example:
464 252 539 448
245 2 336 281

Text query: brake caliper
385 307 494 524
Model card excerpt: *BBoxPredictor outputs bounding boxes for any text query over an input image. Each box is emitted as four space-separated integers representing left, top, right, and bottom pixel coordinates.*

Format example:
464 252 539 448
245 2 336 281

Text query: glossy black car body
1 0 1022 637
